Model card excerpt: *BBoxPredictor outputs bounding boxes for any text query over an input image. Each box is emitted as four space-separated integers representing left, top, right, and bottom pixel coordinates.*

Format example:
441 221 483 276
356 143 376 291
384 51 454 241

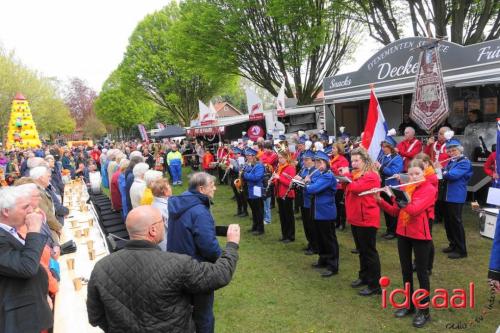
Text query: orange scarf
399 179 422 226
424 166 435 178
277 163 289 175
352 169 362 180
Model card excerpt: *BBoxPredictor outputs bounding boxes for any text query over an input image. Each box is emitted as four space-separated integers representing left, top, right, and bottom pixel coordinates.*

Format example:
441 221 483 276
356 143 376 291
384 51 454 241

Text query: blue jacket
379 154 403 187
299 166 320 208
124 169 134 213
243 163 265 199
443 156 473 203
101 160 109 189
305 170 337 221
118 173 129 218
489 214 500 280
167 191 221 263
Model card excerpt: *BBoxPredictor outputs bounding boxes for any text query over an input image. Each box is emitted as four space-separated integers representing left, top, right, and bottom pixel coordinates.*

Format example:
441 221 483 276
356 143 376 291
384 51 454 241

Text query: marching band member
376 159 435 328
396 127 422 172
343 148 382 295
229 147 248 217
272 150 296 242
216 143 230 184
293 137 307 214
305 150 339 277
413 153 438 275
375 131 403 240
295 150 319 255
441 137 473 259
424 126 451 223
330 142 349 231
202 148 215 174
261 142 278 223
243 147 265 235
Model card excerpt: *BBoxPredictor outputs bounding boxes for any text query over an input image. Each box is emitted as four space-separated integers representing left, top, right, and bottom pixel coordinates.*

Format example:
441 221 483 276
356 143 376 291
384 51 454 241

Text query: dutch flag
362 89 390 161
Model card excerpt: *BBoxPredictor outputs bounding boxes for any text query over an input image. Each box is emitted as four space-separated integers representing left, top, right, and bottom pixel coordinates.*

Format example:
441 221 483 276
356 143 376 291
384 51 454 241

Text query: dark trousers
335 189 346 228
217 167 227 185
315 220 339 272
301 206 318 252
434 199 445 223
248 198 264 232
428 219 435 270
231 176 248 214
397 236 431 308
278 197 295 240
294 190 302 213
351 226 381 289
381 192 397 234
192 291 215 333
443 202 467 255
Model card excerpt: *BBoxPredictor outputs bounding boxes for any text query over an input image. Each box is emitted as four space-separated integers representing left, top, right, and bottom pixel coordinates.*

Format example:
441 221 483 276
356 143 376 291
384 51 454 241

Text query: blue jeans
264 197 271 223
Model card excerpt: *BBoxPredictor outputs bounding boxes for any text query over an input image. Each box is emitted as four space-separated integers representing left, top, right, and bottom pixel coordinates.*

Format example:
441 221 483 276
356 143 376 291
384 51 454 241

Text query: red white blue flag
362 89 389 161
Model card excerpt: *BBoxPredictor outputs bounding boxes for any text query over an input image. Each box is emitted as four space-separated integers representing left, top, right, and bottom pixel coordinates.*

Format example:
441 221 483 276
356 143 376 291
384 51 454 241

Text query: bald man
87 206 240 333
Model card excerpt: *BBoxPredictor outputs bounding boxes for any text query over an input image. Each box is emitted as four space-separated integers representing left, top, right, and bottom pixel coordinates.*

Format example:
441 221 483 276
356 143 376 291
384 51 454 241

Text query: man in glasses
87 205 240 333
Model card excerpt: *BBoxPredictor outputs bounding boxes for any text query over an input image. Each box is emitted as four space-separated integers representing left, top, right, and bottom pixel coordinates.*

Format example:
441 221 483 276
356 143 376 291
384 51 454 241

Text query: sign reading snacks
323 37 500 103
187 126 225 137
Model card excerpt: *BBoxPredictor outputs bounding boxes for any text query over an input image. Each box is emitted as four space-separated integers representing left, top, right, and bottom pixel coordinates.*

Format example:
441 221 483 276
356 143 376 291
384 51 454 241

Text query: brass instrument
234 163 248 193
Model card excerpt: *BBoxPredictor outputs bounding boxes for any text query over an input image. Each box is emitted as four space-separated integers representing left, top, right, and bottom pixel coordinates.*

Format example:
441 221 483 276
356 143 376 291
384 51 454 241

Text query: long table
53 181 109 333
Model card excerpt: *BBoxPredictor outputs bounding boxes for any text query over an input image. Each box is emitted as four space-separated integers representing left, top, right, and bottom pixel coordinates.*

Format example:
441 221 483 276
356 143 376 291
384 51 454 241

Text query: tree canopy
169 0 360 105
0 48 75 140
352 0 500 45
117 3 235 126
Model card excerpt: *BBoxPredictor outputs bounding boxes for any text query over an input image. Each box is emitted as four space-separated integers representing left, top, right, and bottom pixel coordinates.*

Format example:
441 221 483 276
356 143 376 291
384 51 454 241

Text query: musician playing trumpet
270 150 296 243
242 148 265 235
295 150 319 255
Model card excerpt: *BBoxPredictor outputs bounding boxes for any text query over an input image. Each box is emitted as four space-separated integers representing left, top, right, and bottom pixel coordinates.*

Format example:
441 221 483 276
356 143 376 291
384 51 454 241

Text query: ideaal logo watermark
379 276 497 330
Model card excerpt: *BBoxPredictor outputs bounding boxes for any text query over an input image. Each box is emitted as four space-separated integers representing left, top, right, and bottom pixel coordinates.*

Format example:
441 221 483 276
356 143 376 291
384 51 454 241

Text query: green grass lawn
157 168 500 332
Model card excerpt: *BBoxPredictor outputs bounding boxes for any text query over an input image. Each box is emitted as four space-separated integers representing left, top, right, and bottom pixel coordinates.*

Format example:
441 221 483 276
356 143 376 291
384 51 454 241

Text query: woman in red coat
272 150 296 242
330 142 349 230
376 159 436 328
342 148 382 296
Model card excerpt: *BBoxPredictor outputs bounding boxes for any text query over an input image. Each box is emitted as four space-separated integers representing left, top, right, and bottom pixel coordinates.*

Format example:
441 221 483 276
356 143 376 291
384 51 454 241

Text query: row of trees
96 0 500 129
0 48 75 140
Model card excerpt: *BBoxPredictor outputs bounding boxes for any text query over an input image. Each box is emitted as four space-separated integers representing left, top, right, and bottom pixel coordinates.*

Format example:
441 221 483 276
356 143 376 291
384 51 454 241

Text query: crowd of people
0 124 499 332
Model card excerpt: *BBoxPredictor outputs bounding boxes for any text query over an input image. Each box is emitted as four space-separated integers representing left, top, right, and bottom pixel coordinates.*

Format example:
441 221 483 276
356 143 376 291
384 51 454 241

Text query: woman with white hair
129 163 150 208
140 170 164 205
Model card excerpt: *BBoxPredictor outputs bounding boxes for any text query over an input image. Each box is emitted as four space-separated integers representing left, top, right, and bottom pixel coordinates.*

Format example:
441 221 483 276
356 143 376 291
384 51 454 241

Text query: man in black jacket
0 186 53 333
87 205 240 333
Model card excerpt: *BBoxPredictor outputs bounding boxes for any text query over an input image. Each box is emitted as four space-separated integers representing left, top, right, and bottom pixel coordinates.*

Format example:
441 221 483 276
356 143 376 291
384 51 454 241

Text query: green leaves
0 49 75 139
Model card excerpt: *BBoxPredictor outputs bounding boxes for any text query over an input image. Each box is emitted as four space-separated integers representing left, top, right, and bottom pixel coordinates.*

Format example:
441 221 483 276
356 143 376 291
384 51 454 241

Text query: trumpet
233 163 248 193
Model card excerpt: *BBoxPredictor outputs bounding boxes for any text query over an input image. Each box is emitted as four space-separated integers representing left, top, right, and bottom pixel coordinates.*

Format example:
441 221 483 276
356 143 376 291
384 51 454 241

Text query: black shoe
427 269 432 276
350 279 367 288
358 286 381 296
312 262 327 269
252 231 264 236
304 249 315 256
321 270 338 278
412 310 431 328
351 248 359 254
448 252 467 259
383 233 396 240
394 308 415 318
380 232 388 238
234 211 242 216
442 246 454 253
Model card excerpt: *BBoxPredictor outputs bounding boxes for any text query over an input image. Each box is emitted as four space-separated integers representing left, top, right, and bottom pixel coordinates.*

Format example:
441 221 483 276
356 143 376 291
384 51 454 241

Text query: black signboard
324 37 500 103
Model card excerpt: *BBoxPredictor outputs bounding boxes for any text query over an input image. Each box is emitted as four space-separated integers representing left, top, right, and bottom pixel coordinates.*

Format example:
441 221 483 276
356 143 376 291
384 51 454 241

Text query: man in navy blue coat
488 214 500 293
167 172 221 333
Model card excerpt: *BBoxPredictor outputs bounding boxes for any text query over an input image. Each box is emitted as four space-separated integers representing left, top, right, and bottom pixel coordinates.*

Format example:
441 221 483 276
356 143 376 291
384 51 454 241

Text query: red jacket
202 152 215 171
90 149 101 163
273 164 296 199
110 170 122 211
260 150 278 170
425 172 438 220
424 141 449 167
397 138 422 171
330 155 349 189
378 180 436 240
345 171 381 228
484 152 496 177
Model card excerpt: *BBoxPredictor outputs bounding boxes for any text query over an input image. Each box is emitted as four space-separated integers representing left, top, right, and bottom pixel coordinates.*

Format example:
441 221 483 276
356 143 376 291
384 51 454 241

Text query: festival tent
153 125 186 139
